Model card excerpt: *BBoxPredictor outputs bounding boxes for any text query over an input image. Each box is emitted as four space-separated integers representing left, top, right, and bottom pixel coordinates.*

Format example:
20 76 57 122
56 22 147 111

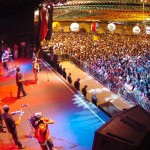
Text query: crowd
43 31 150 111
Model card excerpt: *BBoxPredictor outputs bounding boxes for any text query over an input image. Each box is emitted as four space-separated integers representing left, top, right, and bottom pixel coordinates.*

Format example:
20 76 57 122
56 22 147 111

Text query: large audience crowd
1 31 150 110
44 31 150 110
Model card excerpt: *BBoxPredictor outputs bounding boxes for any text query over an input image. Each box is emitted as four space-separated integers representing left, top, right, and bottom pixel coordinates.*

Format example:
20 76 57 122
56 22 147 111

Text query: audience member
62 68 67 79
82 85 88 97
74 78 80 91
67 73 72 84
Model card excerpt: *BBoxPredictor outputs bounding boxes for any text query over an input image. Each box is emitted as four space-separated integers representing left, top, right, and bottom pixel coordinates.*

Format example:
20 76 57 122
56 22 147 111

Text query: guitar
33 61 40 72
11 109 24 126
2 55 9 63
35 49 41 59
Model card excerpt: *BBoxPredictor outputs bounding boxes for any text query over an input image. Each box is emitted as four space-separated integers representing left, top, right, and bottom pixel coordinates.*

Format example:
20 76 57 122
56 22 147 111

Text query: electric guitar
11 109 24 126
35 49 41 58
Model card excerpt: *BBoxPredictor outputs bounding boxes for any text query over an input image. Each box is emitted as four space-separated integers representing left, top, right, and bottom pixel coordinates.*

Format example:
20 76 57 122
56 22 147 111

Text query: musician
16 66 27 99
2 105 25 149
33 112 55 150
1 49 9 74
33 57 40 84
7 47 13 69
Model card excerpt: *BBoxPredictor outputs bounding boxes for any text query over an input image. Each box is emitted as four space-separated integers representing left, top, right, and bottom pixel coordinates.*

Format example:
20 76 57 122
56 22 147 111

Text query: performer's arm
43 118 55 124
11 110 24 126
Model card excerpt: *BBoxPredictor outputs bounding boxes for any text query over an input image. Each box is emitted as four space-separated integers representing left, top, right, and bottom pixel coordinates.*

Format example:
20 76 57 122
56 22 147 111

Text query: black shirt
2 112 16 133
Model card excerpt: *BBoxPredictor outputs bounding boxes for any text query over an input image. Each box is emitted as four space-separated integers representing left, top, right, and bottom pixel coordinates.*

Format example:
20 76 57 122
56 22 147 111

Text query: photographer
33 112 55 150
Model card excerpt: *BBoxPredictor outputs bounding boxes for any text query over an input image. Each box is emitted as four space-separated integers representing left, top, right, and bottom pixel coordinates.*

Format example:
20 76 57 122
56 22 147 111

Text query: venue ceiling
1 0 150 24
50 0 150 24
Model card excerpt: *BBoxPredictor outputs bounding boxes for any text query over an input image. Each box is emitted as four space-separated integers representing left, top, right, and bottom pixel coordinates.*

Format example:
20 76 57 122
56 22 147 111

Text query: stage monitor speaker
92 105 150 150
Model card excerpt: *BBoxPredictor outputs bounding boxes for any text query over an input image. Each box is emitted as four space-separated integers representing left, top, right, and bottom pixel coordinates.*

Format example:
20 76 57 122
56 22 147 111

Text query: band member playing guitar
1 49 9 75
33 57 40 84
2 105 25 149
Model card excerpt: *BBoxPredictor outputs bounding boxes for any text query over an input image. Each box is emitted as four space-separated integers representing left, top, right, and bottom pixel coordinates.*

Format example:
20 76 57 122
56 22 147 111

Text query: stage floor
0 58 111 150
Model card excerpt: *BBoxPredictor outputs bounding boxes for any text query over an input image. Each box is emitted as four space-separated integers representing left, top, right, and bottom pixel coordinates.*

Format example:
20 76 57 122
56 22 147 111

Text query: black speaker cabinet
92 105 150 150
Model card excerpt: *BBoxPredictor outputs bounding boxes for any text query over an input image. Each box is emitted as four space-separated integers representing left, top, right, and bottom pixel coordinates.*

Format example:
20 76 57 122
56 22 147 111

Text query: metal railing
68 55 150 112
44 52 150 112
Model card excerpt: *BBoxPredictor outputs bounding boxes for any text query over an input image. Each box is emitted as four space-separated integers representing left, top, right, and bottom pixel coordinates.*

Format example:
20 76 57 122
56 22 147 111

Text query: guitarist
2 105 25 149
1 49 9 75
16 66 27 99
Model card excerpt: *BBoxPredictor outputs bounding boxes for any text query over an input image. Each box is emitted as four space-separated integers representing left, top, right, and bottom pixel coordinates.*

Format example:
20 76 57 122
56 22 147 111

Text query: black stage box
92 105 150 150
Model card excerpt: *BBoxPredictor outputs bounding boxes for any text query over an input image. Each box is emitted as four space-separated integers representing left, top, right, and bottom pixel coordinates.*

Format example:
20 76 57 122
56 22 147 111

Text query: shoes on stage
23 94 27 97
18 146 25 149
17 96 21 99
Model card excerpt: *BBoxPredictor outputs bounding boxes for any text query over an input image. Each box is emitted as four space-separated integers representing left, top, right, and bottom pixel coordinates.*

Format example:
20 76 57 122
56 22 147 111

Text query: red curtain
39 9 48 42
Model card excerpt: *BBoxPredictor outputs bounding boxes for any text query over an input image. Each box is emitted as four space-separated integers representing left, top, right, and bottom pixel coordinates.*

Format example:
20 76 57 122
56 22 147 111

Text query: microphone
22 104 28 107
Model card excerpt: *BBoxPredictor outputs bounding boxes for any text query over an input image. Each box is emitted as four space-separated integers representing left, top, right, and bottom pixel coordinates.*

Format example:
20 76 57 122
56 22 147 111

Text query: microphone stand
23 105 37 140
47 70 49 82
23 105 34 116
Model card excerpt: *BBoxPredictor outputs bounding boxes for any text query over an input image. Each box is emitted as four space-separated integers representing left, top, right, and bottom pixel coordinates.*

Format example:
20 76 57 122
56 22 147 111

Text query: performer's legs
20 84 27 96
47 138 54 150
39 142 48 150
17 85 21 98
34 71 38 83
11 131 23 148
3 62 8 76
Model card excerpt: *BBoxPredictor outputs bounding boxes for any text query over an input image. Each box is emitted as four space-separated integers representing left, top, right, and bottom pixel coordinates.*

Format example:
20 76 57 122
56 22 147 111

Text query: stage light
47 5 51 8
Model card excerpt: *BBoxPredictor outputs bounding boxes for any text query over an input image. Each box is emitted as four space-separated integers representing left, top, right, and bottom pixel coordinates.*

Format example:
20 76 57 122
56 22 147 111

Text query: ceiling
51 0 150 24
1 0 150 24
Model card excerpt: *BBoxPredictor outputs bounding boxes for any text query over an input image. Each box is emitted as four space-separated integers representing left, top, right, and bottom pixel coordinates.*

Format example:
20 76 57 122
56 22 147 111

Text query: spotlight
47 5 51 8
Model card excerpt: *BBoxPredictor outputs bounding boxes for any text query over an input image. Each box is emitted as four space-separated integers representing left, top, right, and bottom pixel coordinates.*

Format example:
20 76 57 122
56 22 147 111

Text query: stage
0 58 110 150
